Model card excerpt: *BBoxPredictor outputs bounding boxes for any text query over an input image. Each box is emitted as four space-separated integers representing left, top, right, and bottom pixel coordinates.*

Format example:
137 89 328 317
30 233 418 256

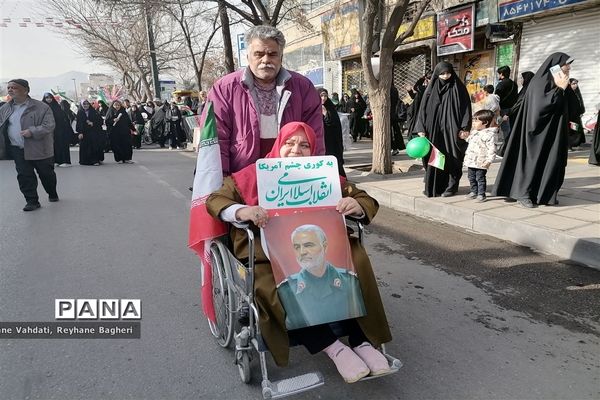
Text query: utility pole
72 78 78 99
144 2 161 99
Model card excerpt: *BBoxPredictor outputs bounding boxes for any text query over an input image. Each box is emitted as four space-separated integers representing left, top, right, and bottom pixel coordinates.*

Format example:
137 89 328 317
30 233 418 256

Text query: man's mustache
259 64 276 70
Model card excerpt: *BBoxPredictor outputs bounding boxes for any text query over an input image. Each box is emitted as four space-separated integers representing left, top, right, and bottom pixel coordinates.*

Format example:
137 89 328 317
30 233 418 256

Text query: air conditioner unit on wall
485 23 514 43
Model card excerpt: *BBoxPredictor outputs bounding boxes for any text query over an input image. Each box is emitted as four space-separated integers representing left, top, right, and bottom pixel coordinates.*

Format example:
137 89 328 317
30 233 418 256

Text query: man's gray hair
291 224 327 245
245 25 286 52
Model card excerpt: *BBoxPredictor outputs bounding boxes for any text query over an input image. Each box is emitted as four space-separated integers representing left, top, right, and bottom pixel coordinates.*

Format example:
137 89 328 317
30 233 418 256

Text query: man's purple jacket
204 67 324 175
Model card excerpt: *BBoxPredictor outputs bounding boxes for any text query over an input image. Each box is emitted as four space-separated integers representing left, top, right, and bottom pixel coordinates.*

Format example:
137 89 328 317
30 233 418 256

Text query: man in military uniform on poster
278 224 366 330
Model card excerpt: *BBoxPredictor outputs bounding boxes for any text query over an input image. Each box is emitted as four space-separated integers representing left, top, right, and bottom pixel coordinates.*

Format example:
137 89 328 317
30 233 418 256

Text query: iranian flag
97 88 108 104
188 102 227 322
428 143 446 170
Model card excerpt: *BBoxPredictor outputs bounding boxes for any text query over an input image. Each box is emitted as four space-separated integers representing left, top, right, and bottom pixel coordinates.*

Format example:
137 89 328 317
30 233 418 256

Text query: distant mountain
1 71 104 99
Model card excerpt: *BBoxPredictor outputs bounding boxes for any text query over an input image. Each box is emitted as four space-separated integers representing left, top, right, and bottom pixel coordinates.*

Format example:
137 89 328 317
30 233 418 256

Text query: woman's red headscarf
232 121 336 206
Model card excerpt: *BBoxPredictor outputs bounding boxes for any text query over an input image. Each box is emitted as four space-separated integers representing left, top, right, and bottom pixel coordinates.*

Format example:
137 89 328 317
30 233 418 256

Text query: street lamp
72 78 78 100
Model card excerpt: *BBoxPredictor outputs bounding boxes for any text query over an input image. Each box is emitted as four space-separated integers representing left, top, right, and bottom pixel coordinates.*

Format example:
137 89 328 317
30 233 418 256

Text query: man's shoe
441 190 456 197
476 195 486 203
49 195 59 202
518 198 534 208
465 192 477 199
504 198 517 203
23 203 41 211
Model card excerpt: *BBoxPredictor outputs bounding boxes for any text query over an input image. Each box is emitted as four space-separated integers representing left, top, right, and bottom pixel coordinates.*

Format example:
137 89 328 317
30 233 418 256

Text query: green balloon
405 137 431 158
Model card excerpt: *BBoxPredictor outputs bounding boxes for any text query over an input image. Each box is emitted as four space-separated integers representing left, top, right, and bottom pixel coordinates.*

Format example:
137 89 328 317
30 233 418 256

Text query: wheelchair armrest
345 215 364 244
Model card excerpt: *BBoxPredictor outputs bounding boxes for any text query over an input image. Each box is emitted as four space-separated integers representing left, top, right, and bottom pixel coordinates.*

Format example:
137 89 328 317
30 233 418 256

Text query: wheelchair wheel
237 351 251 383
142 133 152 145
208 241 234 348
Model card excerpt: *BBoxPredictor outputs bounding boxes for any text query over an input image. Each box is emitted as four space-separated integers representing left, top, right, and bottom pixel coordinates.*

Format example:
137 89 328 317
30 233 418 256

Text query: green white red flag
96 88 108 104
427 143 446 170
188 102 227 322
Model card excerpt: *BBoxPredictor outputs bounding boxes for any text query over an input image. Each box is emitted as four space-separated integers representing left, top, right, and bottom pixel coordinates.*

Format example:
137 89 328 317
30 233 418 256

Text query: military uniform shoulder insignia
296 280 305 294
333 278 341 288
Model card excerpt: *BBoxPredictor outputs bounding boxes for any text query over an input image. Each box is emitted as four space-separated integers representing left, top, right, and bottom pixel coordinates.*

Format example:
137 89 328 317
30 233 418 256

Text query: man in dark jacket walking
494 66 518 143
0 79 57 211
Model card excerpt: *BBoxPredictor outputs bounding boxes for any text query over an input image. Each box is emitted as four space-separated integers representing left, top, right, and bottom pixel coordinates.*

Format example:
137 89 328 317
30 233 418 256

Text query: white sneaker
59 163 72 168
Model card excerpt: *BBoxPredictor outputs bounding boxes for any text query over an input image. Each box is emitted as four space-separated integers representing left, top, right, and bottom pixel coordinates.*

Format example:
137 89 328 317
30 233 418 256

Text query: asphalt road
0 147 598 400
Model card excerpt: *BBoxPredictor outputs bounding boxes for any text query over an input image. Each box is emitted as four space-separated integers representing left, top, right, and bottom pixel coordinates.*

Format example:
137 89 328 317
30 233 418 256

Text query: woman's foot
518 198 535 208
324 340 370 383
352 342 391 376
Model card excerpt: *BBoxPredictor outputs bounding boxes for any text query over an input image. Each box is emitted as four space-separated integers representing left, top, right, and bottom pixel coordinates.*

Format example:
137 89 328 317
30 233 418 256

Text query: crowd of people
318 53 597 208
0 81 210 210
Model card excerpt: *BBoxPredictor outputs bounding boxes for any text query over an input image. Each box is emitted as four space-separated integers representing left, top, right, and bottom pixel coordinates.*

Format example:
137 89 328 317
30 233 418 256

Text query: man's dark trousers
11 146 57 204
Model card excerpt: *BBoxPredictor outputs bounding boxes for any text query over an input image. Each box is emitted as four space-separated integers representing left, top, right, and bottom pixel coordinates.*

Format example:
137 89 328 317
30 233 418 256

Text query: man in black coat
494 66 518 142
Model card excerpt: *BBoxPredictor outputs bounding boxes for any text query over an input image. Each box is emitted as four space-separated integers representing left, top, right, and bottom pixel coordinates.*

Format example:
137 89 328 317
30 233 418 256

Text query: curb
355 181 600 271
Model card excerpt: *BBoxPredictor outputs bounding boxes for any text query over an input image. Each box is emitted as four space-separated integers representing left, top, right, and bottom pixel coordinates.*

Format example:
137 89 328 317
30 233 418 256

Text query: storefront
500 0 600 120
436 0 517 103
392 15 436 97
320 0 365 94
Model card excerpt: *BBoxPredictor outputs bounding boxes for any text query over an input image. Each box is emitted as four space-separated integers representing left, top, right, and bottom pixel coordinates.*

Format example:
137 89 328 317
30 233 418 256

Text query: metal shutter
518 8 600 119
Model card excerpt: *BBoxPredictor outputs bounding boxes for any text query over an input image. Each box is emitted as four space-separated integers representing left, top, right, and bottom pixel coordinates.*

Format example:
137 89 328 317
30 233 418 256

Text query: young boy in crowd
460 109 498 202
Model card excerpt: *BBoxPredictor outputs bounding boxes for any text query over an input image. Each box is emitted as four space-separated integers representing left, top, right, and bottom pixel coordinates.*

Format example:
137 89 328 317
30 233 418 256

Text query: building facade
277 0 599 120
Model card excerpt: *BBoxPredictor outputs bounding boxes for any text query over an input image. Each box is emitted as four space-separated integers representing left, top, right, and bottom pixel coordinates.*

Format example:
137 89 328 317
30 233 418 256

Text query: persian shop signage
397 15 436 44
498 0 588 21
321 0 361 61
437 4 475 56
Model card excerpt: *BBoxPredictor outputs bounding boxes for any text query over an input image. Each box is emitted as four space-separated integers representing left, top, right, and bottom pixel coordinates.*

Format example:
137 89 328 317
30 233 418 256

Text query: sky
0 0 109 79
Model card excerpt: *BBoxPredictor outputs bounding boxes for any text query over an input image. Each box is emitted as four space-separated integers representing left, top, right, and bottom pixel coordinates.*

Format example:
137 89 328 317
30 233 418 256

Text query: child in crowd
460 109 498 202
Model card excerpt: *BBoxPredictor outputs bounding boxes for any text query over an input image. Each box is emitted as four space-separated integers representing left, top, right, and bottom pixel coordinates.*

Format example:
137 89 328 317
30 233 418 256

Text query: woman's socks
352 342 391 376
323 340 370 383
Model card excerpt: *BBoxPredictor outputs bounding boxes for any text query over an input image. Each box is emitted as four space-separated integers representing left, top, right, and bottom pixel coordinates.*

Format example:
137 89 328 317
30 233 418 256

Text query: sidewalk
343 140 600 270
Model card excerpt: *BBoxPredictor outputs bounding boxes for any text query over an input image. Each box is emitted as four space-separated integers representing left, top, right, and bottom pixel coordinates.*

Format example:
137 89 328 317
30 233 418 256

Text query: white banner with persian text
256 156 342 209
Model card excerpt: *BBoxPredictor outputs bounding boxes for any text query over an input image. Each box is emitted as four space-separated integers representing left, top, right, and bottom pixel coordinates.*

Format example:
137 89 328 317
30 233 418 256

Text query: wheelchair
206 218 402 399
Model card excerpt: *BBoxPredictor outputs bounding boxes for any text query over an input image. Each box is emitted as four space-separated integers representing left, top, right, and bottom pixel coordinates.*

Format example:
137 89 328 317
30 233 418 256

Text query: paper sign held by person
256 156 366 330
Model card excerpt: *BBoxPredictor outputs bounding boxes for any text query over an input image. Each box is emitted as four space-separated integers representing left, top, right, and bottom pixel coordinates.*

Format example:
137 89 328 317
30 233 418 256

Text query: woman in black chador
319 88 346 177
566 78 586 150
492 52 573 207
42 93 73 166
76 100 105 166
60 99 78 145
349 89 367 142
406 72 431 141
413 62 472 197
165 103 186 149
105 100 135 163
507 71 534 120
589 110 600 165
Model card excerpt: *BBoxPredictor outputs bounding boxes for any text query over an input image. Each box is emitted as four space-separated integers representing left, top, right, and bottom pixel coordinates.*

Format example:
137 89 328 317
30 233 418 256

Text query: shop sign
498 0 588 21
496 43 514 70
321 0 361 61
442 0 477 8
475 0 499 26
437 3 475 56
397 15 436 43
462 51 495 102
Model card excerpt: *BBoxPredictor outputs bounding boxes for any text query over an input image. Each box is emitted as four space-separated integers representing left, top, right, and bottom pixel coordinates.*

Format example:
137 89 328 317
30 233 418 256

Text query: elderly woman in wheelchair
206 121 397 391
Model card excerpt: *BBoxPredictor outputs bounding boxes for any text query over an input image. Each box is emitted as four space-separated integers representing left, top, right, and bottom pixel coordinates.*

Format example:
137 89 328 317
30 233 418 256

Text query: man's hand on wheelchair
235 206 269 228
336 198 364 218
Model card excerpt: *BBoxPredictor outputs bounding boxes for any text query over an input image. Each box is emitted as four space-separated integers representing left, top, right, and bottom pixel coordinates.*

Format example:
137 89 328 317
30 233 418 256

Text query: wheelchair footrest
357 354 403 382
262 371 324 399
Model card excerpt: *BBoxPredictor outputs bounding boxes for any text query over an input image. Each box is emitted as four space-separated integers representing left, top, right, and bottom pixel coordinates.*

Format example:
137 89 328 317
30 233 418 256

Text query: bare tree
359 0 431 174
42 0 185 101
160 0 224 90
